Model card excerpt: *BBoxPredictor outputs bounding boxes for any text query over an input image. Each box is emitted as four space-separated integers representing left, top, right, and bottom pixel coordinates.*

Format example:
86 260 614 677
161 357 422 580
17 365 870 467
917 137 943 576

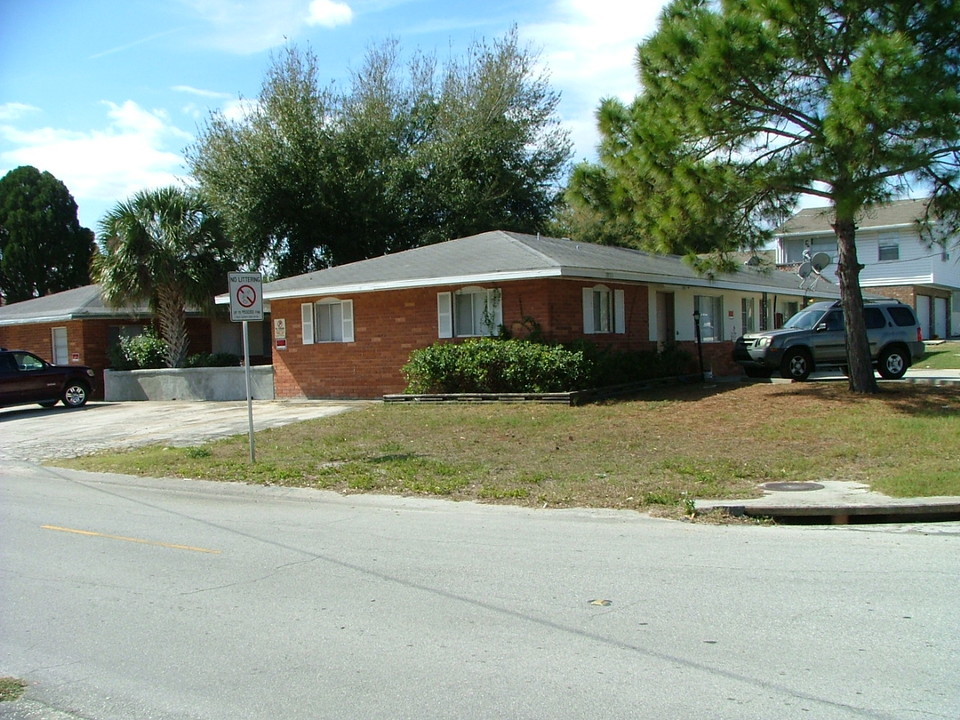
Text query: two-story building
775 198 959 339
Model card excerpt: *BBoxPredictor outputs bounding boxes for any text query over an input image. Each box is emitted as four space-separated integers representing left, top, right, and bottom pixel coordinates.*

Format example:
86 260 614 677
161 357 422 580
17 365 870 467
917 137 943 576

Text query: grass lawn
53 381 960 512
916 341 960 370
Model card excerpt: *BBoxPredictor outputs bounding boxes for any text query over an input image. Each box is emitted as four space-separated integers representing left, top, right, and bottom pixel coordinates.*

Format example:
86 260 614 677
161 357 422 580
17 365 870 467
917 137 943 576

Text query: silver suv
733 299 924 381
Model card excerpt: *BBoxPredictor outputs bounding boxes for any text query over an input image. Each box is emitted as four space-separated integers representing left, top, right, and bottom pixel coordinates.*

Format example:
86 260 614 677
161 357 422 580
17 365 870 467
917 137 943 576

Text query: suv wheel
62 380 90 408
781 349 812 381
877 346 908 380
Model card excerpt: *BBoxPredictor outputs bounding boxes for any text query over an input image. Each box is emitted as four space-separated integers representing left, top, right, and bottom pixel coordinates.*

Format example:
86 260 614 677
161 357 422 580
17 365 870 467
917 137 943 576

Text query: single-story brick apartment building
0 285 269 400
225 231 841 399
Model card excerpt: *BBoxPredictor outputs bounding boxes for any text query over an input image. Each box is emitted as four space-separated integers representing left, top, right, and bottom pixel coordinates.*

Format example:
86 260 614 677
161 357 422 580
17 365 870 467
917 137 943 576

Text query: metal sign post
228 272 263 464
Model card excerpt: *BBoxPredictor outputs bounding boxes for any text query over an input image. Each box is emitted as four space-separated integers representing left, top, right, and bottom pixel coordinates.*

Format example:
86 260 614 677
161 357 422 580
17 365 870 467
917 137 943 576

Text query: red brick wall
271 279 663 399
867 286 916 305
0 318 214 401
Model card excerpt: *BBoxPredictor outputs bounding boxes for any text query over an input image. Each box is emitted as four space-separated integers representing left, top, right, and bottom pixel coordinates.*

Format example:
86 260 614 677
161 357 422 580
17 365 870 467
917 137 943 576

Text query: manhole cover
762 482 825 492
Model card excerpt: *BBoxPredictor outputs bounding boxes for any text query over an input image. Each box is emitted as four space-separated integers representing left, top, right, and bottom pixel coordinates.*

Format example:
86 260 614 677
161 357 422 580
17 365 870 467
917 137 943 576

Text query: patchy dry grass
53 382 960 512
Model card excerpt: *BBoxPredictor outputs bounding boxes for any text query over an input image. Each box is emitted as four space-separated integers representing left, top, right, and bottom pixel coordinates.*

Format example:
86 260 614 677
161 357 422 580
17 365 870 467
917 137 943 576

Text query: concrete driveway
0 399 370 461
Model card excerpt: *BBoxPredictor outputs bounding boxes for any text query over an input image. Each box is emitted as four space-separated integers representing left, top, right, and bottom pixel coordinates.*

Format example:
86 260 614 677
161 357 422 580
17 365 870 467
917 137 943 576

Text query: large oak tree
567 0 960 392
187 29 572 277
0 166 95 303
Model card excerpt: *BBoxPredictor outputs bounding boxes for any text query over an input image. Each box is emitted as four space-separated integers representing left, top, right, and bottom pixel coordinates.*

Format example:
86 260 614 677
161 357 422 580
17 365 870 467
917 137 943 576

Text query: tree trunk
833 216 879 393
157 289 189 368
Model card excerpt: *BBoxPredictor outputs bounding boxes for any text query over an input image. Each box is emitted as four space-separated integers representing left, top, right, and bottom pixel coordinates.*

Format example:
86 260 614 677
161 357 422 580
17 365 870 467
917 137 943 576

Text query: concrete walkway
695 480 960 524
0 399 372 460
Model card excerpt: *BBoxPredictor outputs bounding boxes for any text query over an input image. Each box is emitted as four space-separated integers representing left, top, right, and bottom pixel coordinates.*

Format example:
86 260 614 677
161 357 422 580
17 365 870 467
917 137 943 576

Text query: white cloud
523 0 667 160
177 0 351 54
306 0 353 28
174 86 238 119
172 85 235 100
89 28 185 60
221 97 261 122
0 101 192 229
0 103 40 121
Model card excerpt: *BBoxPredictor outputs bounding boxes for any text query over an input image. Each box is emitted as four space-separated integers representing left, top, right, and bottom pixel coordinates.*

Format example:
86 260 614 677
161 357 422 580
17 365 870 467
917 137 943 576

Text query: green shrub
402 338 693 394
185 352 240 368
108 330 168 370
402 338 589 394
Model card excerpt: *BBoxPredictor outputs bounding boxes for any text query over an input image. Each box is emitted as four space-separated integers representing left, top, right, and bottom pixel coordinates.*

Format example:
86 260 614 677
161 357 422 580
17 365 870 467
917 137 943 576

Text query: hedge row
401 338 691 394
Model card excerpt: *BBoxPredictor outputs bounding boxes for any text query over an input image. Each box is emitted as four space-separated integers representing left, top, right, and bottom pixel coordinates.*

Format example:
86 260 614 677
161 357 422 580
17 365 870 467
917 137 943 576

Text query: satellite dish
811 252 832 272
797 261 813 279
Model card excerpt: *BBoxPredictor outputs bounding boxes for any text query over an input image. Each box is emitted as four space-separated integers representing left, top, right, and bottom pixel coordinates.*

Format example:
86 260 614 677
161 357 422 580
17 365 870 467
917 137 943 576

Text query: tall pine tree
567 0 960 393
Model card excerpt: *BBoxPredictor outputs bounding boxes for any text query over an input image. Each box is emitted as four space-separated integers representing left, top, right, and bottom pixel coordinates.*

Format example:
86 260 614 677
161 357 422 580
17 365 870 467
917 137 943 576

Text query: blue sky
0 0 668 233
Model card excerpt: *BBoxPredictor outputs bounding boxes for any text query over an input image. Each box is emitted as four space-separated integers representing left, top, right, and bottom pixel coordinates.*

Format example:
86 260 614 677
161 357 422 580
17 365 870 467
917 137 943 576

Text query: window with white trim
740 298 756 334
437 287 502 338
878 241 899 262
582 285 625 334
694 295 723 342
301 298 354 344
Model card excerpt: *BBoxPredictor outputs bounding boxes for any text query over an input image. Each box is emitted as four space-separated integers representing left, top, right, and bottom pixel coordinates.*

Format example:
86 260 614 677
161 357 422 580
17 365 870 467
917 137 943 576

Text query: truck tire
780 349 812 381
877 346 908 380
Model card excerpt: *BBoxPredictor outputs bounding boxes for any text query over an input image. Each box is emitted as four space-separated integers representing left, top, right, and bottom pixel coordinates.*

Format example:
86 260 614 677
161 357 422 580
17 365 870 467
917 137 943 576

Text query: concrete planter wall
105 366 274 401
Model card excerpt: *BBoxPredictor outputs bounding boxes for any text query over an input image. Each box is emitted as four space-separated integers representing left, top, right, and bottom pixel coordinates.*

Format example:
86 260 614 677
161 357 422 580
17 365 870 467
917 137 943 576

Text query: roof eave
777 220 920 239
228 264 835 303
255 267 565 302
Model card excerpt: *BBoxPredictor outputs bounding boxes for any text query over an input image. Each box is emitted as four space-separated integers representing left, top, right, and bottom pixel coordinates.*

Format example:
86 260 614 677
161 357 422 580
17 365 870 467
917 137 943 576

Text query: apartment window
582 285 625 334
437 287 502 338
740 298 756 334
878 242 899 262
301 298 354 344
694 295 723 342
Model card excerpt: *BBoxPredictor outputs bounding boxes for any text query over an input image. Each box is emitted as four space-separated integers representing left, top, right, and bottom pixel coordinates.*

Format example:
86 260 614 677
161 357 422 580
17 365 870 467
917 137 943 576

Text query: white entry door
51 327 68 364
934 297 948 339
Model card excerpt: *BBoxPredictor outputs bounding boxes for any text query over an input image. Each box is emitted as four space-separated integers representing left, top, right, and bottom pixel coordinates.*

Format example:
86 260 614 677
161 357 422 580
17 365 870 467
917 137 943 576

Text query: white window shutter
582 287 595 334
437 292 453 338
301 303 314 345
341 300 354 343
614 289 626 334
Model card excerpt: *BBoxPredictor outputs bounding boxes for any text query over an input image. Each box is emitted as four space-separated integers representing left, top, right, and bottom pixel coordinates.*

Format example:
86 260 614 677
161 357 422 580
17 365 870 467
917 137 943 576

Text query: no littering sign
228 272 263 322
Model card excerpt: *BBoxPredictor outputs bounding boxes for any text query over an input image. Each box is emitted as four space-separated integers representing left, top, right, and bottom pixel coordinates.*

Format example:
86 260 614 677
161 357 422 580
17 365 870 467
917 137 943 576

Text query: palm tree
94 186 231 367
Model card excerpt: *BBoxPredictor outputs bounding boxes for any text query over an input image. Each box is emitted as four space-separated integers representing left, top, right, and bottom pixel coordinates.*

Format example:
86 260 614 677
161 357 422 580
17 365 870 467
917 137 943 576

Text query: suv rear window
864 307 886 330
887 306 918 327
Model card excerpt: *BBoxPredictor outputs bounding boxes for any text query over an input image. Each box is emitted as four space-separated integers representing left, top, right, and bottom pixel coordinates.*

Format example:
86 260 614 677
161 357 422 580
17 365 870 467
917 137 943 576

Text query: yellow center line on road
41 525 222 554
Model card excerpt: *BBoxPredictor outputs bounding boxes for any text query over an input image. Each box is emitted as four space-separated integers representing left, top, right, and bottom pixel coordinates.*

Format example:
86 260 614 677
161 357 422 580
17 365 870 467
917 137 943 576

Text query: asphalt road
2 460 960 719
1 397 959 719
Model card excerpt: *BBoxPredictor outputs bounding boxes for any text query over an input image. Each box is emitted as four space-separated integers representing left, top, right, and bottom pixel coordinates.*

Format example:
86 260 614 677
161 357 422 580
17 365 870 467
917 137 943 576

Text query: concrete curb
696 480 960 524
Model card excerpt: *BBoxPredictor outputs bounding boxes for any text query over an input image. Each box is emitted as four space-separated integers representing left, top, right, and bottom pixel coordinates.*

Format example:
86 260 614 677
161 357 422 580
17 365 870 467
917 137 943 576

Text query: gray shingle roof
256 230 839 300
0 285 168 325
777 198 930 235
